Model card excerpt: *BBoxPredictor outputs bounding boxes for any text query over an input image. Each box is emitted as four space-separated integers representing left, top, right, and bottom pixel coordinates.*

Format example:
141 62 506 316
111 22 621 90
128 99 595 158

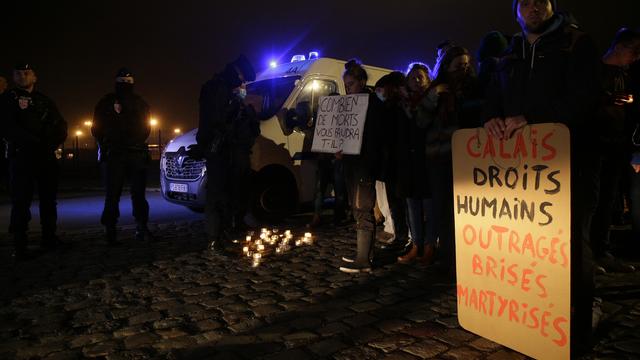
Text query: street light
83 120 93 127
149 117 162 153
74 130 82 165
174 128 181 135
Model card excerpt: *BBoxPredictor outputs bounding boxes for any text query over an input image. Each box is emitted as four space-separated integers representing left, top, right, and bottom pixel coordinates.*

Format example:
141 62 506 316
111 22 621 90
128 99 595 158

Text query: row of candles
234 228 314 267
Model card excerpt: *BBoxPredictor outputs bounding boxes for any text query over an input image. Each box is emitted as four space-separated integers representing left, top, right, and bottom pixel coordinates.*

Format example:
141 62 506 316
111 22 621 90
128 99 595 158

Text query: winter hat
14 62 35 71
115 67 135 84
229 54 256 82
513 0 557 17
477 31 509 62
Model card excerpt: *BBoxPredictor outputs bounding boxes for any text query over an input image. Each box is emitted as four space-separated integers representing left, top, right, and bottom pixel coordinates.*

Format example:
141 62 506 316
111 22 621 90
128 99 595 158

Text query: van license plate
169 183 188 193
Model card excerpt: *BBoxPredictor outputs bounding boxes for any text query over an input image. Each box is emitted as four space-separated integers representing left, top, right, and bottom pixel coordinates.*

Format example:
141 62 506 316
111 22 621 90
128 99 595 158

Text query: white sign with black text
311 94 369 155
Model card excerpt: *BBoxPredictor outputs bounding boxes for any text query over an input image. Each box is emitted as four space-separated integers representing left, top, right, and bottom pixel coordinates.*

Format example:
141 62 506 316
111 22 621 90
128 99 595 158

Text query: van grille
164 153 206 180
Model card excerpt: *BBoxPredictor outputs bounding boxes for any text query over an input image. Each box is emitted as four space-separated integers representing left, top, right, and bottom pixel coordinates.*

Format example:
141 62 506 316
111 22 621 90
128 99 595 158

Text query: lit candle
242 246 249 253
276 248 281 254
285 230 292 236
261 228 267 233
257 244 265 251
246 236 252 242
253 253 262 259
295 239 302 246
304 232 312 238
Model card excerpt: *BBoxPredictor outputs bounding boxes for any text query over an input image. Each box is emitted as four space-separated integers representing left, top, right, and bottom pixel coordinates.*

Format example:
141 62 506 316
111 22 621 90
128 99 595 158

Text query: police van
160 53 391 218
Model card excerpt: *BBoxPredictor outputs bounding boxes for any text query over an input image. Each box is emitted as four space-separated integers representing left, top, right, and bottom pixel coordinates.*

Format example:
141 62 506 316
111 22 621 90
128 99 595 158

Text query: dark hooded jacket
483 13 599 146
196 66 259 154
1 87 67 156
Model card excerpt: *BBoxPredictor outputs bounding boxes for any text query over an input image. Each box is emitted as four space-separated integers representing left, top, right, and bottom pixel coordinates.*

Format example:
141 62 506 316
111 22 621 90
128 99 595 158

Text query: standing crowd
1 0 639 356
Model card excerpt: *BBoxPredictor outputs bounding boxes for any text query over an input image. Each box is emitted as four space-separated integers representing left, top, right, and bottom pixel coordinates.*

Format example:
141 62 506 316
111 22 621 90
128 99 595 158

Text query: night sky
2 0 638 141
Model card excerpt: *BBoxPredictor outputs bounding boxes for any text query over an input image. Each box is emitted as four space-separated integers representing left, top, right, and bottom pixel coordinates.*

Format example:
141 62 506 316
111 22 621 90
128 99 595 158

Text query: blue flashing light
291 54 306 62
269 61 278 68
308 51 319 60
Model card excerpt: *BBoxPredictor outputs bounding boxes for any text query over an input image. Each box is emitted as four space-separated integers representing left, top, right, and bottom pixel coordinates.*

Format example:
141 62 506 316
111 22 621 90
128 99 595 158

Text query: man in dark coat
195 55 259 251
92 68 152 244
483 0 599 355
1 63 67 259
590 28 640 273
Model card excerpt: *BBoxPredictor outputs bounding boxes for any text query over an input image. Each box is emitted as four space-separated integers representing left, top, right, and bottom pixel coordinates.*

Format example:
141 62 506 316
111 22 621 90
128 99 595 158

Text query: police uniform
0 64 67 257
92 68 152 244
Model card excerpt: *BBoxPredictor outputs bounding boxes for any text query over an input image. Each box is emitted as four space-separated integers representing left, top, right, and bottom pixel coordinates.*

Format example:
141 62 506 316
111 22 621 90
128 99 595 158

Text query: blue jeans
406 198 435 247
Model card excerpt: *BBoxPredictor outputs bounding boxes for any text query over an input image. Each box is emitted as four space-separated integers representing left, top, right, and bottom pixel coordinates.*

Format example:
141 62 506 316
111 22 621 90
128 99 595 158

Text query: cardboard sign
451 124 571 360
311 94 369 155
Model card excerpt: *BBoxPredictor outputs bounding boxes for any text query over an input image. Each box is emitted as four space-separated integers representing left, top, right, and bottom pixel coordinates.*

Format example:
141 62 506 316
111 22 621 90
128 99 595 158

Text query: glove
186 144 205 160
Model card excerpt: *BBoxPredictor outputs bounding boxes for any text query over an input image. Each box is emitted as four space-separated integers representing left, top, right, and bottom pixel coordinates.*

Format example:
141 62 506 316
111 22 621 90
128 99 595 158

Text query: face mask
115 82 134 96
235 88 247 100
376 90 386 102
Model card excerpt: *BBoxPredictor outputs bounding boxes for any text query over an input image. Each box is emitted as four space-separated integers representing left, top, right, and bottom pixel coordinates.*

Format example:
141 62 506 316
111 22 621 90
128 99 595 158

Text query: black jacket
483 14 599 146
343 91 386 180
92 92 150 152
394 98 429 198
197 74 259 153
1 87 67 157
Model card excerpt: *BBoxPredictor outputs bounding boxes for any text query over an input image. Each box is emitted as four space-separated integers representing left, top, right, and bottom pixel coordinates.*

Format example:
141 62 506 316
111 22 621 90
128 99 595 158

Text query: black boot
135 223 155 242
12 232 31 260
209 234 226 253
105 226 122 246
340 230 373 273
41 231 69 251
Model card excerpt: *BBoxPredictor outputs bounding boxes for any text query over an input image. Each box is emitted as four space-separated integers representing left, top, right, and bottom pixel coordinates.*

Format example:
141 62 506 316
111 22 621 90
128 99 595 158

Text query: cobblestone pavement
0 221 638 359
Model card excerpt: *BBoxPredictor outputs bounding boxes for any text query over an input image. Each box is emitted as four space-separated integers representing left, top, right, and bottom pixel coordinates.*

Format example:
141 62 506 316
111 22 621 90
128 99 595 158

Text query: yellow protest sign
451 124 571 360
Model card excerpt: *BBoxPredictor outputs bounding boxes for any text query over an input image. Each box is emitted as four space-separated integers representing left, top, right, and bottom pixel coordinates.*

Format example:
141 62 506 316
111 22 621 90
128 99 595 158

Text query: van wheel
252 166 298 222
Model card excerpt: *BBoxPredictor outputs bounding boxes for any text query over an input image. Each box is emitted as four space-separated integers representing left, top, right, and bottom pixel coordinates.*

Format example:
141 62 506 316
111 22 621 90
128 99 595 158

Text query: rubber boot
340 230 373 273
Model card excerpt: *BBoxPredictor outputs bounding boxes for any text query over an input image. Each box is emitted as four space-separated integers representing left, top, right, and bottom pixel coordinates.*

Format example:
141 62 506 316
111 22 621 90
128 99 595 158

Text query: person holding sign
338 60 386 274
483 0 600 354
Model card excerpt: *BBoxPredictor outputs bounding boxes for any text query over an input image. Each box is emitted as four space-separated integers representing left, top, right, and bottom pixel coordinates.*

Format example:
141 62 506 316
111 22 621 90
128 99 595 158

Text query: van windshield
246 76 300 120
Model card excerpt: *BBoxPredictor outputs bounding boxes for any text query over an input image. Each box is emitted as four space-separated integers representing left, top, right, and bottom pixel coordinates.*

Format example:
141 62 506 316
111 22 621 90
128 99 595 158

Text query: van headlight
160 154 166 172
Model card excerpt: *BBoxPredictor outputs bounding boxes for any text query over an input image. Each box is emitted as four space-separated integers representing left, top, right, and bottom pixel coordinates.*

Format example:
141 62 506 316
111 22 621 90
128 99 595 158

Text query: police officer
92 68 153 245
0 63 67 259
194 55 259 251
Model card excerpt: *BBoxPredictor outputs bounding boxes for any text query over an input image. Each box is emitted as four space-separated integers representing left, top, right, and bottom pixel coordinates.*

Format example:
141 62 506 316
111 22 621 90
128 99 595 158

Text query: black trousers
590 146 626 257
9 152 59 239
100 151 149 227
385 176 408 240
205 147 251 239
426 158 455 266
570 148 597 353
